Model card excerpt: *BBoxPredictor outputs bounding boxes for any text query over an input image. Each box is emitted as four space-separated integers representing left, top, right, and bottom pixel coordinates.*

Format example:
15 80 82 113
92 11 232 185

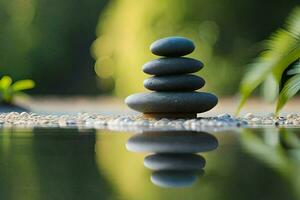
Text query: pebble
150 36 195 57
263 119 273 125
133 120 150 127
217 113 231 119
168 120 184 128
287 113 298 118
251 117 262 123
293 121 299 125
66 119 77 125
20 112 29 118
243 113 255 119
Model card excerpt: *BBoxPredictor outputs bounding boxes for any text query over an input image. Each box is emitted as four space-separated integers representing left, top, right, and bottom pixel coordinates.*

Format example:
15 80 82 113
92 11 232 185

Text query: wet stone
125 92 218 114
144 74 205 91
143 57 203 75
150 36 195 57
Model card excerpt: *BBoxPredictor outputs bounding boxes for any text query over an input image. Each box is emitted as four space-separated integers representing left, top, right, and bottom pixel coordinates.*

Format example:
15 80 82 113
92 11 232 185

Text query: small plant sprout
0 75 35 104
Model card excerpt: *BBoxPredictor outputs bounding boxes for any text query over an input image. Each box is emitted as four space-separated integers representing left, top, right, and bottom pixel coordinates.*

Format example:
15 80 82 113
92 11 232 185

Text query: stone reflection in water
144 154 206 171
126 131 218 188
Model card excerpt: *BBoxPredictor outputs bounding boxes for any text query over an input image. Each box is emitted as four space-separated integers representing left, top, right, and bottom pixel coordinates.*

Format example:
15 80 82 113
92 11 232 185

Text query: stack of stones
125 36 218 118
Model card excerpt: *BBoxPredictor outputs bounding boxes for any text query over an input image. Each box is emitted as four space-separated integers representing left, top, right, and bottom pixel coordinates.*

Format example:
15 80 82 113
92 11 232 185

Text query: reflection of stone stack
126 131 218 188
125 36 218 118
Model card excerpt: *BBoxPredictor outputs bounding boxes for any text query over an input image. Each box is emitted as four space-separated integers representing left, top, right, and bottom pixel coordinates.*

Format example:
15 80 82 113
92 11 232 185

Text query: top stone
150 36 195 57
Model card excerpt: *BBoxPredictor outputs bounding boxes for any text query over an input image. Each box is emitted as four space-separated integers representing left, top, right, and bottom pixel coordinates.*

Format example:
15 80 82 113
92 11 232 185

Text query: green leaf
237 7 300 115
11 80 35 92
0 76 13 103
262 75 278 102
287 67 300 75
286 7 300 36
276 73 300 114
279 60 300 92
236 32 300 114
0 76 12 90
287 60 300 75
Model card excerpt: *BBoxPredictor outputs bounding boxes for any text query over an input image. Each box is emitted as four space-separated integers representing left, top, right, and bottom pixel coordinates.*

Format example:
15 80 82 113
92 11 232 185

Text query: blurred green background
0 0 298 97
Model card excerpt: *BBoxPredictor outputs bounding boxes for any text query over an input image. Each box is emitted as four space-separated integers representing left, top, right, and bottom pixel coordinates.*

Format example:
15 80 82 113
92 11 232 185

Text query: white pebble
217 113 231 119
244 113 255 119
251 117 262 124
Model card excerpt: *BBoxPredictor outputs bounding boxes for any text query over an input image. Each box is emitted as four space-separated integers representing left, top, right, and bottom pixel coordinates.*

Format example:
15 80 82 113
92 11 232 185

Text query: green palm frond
237 7 300 115
276 72 300 114
287 60 300 75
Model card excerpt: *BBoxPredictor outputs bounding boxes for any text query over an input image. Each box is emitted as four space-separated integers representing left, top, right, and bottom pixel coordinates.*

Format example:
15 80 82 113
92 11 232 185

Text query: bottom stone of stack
125 92 218 115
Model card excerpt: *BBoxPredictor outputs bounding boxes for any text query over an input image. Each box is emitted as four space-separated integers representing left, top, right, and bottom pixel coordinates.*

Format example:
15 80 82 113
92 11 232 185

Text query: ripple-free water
0 127 299 200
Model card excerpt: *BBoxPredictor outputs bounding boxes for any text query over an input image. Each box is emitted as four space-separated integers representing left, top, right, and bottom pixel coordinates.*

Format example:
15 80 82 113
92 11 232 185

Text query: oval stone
151 171 199 188
144 74 205 91
144 153 206 171
125 92 218 113
126 131 218 153
150 36 195 57
143 57 203 75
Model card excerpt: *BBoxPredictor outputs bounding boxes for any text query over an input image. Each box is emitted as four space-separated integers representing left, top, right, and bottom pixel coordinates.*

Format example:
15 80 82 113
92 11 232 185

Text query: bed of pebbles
0 112 299 131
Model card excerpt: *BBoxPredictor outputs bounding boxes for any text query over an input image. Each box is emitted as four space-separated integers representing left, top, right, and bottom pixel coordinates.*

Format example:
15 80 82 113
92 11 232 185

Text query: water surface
1 128 300 200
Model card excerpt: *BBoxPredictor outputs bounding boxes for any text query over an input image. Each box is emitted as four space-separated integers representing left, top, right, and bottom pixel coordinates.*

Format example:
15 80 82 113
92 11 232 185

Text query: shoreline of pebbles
0 112 300 131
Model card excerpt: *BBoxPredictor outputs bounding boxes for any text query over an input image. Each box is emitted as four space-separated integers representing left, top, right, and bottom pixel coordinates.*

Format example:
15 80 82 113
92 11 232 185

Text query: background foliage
93 0 299 97
0 0 108 95
0 0 299 96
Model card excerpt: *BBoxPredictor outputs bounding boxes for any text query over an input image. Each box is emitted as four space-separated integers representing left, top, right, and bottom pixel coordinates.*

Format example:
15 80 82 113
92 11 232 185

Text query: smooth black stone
150 36 195 57
144 74 205 91
144 154 206 170
126 131 218 153
143 57 203 75
125 92 218 113
151 171 200 188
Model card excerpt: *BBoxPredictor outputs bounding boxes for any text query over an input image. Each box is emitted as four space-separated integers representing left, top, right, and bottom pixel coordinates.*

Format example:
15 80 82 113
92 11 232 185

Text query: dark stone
144 153 206 170
151 171 200 188
143 57 203 75
125 92 218 113
144 74 205 91
150 36 195 57
126 131 218 153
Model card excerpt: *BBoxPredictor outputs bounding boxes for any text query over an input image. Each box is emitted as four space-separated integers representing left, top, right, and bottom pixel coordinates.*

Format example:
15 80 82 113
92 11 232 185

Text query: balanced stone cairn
125 36 218 118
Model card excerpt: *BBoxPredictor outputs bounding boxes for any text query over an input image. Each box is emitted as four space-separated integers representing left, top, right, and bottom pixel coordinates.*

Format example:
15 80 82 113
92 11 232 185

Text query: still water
1 128 300 200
